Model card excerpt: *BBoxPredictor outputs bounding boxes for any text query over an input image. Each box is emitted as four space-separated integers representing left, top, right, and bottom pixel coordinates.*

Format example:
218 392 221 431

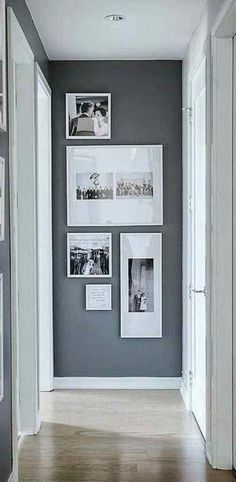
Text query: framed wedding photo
0 156 5 240
66 93 111 139
67 232 112 278
120 233 162 338
0 0 6 131
67 145 163 226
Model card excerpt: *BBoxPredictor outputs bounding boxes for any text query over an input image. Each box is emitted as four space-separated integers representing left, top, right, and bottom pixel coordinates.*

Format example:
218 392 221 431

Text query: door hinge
188 195 193 212
183 106 193 123
189 284 192 299
189 370 193 387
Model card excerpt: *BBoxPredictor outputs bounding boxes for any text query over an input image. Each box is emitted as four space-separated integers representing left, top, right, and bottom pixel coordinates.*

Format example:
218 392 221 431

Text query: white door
8 7 39 438
35 65 54 393
190 58 206 438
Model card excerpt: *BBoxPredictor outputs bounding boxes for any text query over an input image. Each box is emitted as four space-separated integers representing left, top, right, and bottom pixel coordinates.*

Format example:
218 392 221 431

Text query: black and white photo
67 233 112 278
116 173 153 199
67 145 163 226
120 233 162 338
76 172 113 200
66 93 111 139
128 258 154 313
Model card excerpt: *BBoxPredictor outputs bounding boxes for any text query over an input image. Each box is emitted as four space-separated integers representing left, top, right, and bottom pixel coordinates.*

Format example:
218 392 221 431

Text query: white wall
182 0 225 397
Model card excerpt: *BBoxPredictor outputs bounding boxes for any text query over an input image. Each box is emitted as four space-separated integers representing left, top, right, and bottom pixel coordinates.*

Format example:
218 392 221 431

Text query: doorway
189 57 206 438
8 7 53 480
8 7 39 440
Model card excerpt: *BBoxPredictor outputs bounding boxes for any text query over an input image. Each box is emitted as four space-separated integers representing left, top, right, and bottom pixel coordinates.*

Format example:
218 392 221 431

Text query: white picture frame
67 145 163 226
66 93 111 139
0 156 5 240
86 284 112 311
120 233 162 338
67 232 112 278
0 0 6 131
0 274 3 401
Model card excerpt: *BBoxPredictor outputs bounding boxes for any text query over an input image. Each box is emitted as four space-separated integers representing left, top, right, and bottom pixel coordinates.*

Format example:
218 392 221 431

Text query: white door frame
208 0 236 470
8 7 40 481
35 63 53 392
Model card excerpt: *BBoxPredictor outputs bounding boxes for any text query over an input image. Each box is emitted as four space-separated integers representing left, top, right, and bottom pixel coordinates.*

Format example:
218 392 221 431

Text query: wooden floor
19 390 235 482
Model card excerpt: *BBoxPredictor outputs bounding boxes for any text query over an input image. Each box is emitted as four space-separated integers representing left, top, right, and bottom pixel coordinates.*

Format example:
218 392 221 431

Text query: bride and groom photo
66 93 111 139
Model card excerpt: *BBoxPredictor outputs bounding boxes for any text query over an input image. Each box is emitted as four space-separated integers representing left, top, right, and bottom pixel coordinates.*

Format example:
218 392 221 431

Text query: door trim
8 7 40 480
35 63 54 392
209 0 236 469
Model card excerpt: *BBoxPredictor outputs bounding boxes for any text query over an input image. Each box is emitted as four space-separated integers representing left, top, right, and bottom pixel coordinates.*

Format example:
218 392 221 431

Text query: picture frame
67 145 163 226
120 233 162 338
86 284 112 311
67 232 112 278
0 156 5 241
0 0 6 131
0 274 3 401
66 93 111 139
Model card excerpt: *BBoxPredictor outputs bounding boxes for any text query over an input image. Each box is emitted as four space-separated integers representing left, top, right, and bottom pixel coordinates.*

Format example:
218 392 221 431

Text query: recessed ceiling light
105 14 126 23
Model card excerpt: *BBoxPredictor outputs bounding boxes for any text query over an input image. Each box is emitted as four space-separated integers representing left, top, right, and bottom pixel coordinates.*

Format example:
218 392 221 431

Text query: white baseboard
54 377 181 390
19 411 41 436
8 470 17 482
180 378 190 410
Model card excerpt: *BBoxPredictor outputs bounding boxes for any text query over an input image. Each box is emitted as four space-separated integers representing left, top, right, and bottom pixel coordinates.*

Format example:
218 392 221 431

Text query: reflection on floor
19 390 235 482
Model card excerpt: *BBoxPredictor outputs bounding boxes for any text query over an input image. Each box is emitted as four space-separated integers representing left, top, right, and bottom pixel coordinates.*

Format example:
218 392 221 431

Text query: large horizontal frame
66 144 163 227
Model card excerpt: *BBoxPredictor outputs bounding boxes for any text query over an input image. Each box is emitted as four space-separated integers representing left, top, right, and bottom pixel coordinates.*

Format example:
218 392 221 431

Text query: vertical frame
120 233 162 338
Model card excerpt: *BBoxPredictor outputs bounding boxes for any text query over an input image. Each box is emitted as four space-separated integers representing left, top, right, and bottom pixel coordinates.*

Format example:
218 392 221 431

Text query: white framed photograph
120 233 162 338
0 156 5 240
67 145 163 226
66 93 111 139
86 284 112 311
67 232 112 278
0 274 3 401
0 0 6 131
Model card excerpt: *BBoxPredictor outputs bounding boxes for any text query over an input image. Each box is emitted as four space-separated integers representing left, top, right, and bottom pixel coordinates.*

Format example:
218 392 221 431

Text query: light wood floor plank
19 390 235 482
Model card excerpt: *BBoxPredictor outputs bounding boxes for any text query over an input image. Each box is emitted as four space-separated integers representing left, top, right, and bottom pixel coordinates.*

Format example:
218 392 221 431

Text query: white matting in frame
67 232 112 278
120 233 162 338
67 145 163 226
86 284 112 311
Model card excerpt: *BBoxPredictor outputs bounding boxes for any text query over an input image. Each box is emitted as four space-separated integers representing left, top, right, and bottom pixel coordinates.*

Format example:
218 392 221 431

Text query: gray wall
0 2 49 480
51 60 182 378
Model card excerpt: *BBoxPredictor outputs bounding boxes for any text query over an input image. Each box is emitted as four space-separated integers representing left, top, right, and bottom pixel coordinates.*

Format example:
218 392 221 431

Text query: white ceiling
26 0 207 60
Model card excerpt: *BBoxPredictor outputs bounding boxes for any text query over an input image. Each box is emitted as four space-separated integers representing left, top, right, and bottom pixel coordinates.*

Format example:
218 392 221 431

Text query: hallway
19 390 235 482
